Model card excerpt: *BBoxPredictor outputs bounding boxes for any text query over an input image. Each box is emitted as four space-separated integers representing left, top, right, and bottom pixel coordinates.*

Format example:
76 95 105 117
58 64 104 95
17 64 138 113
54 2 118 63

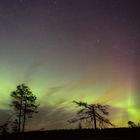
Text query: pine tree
11 84 39 132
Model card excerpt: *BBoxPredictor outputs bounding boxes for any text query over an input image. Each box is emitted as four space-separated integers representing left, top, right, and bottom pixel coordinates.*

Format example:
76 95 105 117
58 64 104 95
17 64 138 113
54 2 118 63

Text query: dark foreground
0 128 140 140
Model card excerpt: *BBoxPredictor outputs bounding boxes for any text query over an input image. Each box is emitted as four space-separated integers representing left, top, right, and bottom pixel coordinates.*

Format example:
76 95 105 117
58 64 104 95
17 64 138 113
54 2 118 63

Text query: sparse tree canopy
10 83 39 132
68 100 114 129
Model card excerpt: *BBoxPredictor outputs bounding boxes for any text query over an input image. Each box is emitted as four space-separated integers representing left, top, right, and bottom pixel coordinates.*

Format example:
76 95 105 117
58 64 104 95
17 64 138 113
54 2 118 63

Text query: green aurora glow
0 0 140 130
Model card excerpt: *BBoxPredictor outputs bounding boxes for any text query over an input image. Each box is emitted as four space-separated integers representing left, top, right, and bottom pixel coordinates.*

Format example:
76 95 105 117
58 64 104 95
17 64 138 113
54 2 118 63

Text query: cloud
46 86 64 96
0 105 76 130
23 52 47 84
24 62 41 83
0 109 12 124
26 105 75 130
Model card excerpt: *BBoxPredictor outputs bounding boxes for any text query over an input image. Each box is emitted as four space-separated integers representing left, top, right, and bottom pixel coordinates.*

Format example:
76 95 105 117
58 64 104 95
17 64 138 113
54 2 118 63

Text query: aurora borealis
0 0 140 130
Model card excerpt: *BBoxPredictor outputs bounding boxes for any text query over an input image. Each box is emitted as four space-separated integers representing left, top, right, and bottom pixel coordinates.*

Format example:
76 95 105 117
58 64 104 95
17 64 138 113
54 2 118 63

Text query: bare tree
68 100 114 129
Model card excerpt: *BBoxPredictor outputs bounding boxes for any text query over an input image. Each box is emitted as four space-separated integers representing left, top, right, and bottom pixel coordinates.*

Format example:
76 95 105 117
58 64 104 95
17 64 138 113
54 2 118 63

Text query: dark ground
0 127 140 140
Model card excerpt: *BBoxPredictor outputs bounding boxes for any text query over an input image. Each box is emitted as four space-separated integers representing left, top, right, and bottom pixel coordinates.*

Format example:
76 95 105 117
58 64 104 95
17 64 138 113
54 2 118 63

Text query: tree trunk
93 108 97 129
22 99 27 132
18 97 23 132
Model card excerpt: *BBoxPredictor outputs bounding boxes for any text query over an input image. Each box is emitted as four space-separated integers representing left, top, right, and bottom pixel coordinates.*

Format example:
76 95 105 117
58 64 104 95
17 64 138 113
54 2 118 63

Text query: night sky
0 0 140 130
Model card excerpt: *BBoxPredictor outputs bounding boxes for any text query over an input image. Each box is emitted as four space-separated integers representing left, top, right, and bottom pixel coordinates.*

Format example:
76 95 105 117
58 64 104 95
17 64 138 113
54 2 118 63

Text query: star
96 39 100 44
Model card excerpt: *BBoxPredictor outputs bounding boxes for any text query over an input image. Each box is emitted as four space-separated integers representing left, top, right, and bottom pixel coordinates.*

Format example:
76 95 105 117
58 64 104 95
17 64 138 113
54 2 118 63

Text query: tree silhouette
0 115 13 134
128 121 137 128
10 83 39 132
68 100 114 129
0 121 10 135
11 119 18 133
